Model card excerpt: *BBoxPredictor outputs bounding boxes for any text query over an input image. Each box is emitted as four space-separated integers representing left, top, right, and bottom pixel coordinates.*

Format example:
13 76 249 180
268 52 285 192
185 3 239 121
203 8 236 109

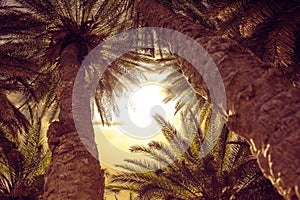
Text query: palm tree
0 102 51 200
0 0 148 199
107 108 282 199
136 0 300 198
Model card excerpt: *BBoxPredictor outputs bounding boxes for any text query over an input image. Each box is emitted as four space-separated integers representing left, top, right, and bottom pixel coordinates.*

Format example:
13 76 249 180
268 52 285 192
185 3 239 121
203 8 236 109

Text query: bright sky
93 72 181 171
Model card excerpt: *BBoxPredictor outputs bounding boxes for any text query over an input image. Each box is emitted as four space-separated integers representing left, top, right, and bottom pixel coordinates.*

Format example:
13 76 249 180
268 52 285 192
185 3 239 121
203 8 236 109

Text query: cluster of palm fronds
0 0 151 126
0 11 56 195
150 0 300 86
107 103 282 199
0 100 53 200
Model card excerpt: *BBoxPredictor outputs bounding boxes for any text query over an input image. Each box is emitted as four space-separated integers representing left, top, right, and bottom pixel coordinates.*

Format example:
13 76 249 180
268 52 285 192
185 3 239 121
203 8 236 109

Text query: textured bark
137 1 300 199
44 43 104 200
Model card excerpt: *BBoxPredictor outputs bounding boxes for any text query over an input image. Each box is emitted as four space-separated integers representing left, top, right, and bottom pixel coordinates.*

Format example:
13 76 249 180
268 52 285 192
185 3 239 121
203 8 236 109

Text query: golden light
93 79 180 170
127 84 169 128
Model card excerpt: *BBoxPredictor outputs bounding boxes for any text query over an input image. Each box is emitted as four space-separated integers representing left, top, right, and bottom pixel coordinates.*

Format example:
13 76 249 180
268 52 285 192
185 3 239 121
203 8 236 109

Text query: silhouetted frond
0 102 50 199
108 107 282 199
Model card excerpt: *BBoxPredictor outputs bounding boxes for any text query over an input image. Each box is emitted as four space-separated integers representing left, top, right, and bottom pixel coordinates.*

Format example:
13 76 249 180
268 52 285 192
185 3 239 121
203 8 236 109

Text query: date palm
136 1 300 199
0 0 145 199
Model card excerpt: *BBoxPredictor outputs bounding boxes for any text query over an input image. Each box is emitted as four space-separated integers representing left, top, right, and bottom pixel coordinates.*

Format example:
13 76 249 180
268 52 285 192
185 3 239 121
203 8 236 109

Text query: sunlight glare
127 84 171 128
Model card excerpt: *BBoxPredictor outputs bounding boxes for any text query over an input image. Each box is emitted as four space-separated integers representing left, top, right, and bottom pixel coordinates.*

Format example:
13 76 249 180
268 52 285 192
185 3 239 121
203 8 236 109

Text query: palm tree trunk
137 1 300 199
44 43 104 200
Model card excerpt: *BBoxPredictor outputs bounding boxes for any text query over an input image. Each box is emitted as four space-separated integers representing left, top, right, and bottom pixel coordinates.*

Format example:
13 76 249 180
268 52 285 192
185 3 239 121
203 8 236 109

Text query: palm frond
108 104 281 199
156 0 300 84
0 97 51 199
0 91 29 139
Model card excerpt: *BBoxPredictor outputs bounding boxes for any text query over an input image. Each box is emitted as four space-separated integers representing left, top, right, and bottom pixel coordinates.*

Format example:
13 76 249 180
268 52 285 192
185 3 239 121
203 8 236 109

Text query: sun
93 81 180 170
114 83 176 138
128 84 171 127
